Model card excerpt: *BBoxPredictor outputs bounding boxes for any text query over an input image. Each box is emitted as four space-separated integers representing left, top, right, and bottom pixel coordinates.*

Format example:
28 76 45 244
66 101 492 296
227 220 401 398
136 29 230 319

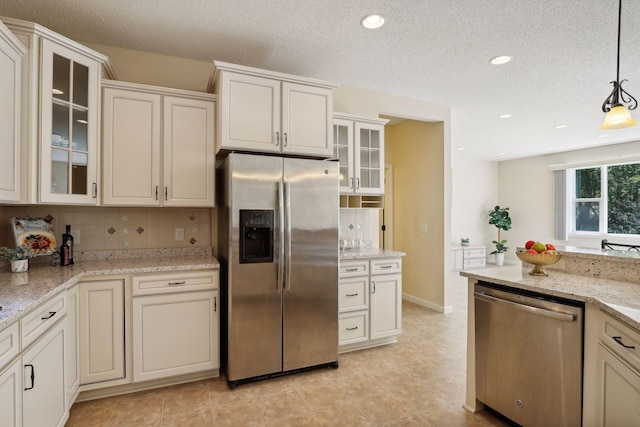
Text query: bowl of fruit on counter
515 241 562 276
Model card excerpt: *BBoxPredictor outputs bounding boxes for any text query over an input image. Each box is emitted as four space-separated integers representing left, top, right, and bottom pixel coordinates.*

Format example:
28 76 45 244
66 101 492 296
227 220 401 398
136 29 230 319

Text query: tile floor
65 274 511 427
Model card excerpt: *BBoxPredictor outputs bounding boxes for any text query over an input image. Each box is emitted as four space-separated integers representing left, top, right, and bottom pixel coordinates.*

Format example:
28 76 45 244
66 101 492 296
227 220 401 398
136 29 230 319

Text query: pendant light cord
617 0 622 83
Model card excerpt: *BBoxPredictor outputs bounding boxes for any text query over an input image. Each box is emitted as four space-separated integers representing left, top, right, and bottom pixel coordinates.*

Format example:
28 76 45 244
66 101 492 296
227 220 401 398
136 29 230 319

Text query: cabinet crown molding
1 16 117 79
208 60 337 93
333 112 389 125
102 79 217 102
0 19 26 55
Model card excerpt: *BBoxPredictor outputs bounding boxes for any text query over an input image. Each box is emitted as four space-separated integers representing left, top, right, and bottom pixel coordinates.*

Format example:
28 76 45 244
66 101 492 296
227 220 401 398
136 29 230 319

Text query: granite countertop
0 254 220 332
460 265 640 331
340 248 406 260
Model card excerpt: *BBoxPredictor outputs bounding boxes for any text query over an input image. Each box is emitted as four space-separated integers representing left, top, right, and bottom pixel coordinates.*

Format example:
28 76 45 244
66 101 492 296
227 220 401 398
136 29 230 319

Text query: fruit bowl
515 249 563 276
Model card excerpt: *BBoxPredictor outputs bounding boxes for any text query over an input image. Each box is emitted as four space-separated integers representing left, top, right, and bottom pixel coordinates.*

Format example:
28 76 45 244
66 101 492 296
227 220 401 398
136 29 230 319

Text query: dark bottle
65 225 74 265
59 238 71 266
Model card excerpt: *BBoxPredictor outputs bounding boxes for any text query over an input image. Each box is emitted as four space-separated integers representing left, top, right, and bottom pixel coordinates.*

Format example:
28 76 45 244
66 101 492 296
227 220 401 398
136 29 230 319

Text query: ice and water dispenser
239 210 274 264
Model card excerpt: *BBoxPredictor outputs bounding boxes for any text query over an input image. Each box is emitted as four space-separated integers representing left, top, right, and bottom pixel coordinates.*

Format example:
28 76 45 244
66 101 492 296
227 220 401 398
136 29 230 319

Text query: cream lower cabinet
584 305 640 426
23 318 67 427
65 283 80 408
339 257 402 352
132 271 220 383
79 278 126 385
0 359 22 427
102 81 215 207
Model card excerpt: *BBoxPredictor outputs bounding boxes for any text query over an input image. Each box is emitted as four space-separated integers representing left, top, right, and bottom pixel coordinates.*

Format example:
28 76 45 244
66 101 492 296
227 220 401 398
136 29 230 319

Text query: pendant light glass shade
601 104 637 130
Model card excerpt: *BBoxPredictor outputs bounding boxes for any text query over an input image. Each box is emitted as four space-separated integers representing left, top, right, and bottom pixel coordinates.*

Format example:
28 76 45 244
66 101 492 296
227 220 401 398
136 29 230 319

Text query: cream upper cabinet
333 113 387 195
0 20 26 203
212 61 335 158
102 81 215 207
1 17 116 205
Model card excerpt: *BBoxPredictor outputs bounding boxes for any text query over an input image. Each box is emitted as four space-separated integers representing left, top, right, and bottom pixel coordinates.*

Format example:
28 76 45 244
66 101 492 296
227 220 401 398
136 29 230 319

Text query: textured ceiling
2 0 640 161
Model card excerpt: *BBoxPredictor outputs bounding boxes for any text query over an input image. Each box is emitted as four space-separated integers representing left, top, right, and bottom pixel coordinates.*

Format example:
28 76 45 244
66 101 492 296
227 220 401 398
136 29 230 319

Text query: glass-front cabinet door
333 118 353 193
355 122 384 195
40 39 99 204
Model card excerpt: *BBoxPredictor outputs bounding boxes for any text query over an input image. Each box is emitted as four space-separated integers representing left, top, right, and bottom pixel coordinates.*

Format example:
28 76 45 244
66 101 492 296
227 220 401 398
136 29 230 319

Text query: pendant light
601 0 637 130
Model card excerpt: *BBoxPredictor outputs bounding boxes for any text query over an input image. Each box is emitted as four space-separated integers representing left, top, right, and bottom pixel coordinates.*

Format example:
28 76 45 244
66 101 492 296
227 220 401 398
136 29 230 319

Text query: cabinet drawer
339 311 369 345
371 258 402 275
21 291 67 349
0 322 19 371
601 312 640 372
133 270 218 296
339 260 368 278
464 248 486 259
339 278 368 312
463 257 486 269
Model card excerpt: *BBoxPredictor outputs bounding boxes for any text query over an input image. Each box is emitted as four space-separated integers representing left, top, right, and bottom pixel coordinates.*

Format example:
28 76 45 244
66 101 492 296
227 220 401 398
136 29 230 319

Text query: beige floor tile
256 389 310 420
265 412 321 427
209 379 257 405
163 385 211 417
296 382 350 410
211 400 267 427
162 409 214 427
312 401 375 427
351 390 413 424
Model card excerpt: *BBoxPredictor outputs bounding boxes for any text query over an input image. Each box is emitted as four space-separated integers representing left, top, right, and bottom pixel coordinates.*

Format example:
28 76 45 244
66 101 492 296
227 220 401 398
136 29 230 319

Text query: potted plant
488 205 512 266
461 238 470 247
0 245 35 272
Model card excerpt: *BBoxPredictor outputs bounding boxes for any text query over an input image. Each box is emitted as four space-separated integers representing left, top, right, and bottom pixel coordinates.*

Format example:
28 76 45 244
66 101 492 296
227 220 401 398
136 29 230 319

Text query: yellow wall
386 120 446 310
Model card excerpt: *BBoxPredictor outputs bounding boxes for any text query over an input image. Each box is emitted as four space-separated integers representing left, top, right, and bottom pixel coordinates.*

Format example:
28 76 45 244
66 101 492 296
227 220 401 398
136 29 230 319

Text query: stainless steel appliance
218 153 339 387
474 282 584 427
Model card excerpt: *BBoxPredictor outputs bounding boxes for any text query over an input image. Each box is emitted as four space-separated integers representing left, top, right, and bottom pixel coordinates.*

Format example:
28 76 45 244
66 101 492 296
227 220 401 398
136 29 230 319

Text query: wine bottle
59 238 70 266
65 224 74 265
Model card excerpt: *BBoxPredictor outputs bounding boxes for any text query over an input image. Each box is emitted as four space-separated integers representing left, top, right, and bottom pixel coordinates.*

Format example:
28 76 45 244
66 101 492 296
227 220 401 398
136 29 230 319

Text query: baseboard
402 293 453 314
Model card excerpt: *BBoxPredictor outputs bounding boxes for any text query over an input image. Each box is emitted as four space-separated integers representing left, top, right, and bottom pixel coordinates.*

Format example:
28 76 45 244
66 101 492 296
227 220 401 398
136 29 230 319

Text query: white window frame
568 163 640 242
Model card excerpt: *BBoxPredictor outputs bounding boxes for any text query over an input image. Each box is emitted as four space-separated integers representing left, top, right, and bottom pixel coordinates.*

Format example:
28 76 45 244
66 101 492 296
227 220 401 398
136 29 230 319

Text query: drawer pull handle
346 293 359 297
168 281 187 286
372 281 376 293
24 364 35 390
345 268 359 272
613 336 636 350
380 265 393 269
41 311 56 320
346 326 358 331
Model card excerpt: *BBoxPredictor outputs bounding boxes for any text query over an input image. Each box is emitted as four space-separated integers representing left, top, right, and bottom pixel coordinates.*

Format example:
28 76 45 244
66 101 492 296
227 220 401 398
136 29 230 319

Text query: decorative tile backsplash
340 208 380 248
0 206 212 251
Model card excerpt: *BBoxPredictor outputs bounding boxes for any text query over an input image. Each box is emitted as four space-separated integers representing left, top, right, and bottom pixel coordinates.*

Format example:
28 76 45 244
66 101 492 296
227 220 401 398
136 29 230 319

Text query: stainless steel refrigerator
218 153 339 387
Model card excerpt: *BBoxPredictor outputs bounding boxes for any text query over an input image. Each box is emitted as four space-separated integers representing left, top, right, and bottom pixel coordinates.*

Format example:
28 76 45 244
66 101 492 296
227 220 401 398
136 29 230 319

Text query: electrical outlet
420 223 428 233
175 228 185 241
71 228 81 244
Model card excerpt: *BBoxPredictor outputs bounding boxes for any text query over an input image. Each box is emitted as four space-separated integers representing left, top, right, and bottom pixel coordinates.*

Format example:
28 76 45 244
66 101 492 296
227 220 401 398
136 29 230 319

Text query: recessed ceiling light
52 88 64 95
554 124 568 129
457 147 465 151
497 152 507 156
361 14 385 29
498 114 512 119
597 134 609 138
490 55 512 65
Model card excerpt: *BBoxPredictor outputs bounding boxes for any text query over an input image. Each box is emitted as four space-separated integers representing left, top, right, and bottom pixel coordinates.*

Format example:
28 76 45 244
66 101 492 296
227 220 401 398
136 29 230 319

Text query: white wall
498 139 640 262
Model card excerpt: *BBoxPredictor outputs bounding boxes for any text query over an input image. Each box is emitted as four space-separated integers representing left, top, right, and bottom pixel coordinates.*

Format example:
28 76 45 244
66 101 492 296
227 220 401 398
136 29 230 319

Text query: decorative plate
12 216 57 256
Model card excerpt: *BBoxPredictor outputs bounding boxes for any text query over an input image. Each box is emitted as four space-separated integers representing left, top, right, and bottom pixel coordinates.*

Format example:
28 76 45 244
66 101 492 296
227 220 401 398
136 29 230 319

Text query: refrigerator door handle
278 181 285 290
285 181 292 291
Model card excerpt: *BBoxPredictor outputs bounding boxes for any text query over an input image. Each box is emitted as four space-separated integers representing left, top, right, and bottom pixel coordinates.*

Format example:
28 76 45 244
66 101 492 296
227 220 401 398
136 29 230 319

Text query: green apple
532 241 546 253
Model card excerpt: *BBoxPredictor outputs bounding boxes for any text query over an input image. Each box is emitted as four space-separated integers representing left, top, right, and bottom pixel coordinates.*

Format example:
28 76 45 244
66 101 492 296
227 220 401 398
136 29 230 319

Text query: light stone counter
340 248 406 260
460 264 640 331
0 254 219 333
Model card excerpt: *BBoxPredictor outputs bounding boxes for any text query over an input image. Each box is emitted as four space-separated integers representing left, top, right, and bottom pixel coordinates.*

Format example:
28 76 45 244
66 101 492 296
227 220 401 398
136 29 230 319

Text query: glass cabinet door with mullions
40 39 99 204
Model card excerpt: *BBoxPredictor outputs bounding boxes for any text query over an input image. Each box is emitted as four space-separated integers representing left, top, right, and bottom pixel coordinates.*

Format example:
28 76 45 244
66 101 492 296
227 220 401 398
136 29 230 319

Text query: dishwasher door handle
474 292 577 322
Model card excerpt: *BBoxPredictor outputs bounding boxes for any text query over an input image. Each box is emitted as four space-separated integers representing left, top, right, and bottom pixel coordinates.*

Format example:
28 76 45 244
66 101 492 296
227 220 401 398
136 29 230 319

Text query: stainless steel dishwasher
474 282 584 427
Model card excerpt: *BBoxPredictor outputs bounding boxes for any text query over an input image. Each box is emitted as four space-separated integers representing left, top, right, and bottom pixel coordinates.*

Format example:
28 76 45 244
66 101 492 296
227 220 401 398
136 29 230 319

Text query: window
570 162 640 236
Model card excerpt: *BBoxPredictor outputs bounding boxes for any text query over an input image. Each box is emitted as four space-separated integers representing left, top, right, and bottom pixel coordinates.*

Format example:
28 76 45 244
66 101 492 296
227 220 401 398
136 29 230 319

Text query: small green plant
461 238 470 245
488 205 512 254
0 245 35 262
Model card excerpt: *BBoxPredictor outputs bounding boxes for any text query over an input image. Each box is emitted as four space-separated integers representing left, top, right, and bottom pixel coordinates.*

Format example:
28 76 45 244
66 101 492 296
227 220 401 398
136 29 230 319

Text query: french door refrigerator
218 152 339 387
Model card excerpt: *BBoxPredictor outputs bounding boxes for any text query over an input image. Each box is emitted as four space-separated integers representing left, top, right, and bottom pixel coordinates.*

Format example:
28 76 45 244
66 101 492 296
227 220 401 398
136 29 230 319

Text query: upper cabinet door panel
281 82 333 157
0 22 25 203
102 87 162 206
220 72 280 153
163 96 215 207
40 39 100 205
